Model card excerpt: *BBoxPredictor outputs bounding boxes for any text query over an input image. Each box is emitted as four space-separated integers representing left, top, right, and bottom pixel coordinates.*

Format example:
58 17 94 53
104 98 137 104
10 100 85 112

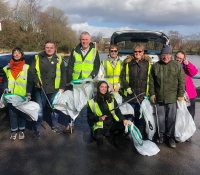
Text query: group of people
2 31 198 149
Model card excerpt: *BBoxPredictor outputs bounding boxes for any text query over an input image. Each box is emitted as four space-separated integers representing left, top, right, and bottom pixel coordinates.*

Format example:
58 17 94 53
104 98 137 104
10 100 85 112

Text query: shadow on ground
0 104 200 175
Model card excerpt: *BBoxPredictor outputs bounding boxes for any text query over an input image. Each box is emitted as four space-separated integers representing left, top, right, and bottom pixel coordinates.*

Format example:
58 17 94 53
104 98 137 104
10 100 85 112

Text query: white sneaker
18 131 25 140
10 132 17 140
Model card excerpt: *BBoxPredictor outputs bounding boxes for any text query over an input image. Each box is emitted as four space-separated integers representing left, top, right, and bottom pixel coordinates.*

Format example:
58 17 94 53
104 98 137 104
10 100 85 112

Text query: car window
116 40 163 53
0 55 12 68
25 55 35 65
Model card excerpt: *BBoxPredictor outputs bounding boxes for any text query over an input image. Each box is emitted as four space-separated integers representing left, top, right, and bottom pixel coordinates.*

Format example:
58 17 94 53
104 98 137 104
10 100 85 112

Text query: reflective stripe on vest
72 48 96 80
124 62 151 96
102 59 122 88
88 98 119 131
35 55 62 89
3 64 29 96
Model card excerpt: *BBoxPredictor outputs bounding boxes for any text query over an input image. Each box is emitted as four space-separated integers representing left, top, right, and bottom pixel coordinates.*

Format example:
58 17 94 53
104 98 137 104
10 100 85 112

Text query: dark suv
110 30 170 63
0 52 37 96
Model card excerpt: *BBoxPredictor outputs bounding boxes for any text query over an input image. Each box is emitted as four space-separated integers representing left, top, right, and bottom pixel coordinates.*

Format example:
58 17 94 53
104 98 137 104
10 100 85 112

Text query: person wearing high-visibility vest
99 45 122 92
67 31 100 83
87 81 131 145
3 47 33 140
120 44 152 139
30 41 66 138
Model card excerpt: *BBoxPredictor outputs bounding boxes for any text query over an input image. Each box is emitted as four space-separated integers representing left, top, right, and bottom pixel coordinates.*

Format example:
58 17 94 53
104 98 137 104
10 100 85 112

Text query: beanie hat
161 44 172 54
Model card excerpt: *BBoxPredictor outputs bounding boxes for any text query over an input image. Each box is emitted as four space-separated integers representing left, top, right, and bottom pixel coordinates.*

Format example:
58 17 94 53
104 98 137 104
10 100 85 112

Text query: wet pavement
0 103 200 175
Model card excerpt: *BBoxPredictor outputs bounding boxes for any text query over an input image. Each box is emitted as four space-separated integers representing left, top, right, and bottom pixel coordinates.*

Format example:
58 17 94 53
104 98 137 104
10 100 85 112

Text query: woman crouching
87 81 131 145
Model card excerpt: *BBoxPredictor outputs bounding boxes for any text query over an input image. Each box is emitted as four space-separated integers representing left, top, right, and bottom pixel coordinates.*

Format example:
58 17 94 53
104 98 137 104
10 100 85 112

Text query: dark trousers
129 102 146 139
93 121 125 143
33 88 59 132
187 98 196 119
156 103 177 138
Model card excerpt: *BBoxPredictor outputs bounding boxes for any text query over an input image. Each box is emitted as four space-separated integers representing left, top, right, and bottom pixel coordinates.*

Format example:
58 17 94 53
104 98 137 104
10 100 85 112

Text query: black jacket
30 51 66 94
120 58 149 100
67 42 100 83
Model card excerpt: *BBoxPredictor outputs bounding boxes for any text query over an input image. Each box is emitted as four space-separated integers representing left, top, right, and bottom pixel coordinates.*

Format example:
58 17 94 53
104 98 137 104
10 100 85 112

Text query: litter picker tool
154 104 160 139
110 92 145 112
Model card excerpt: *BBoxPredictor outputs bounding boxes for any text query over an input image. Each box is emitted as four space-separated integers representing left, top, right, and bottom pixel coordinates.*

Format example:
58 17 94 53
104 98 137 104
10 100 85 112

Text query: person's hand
108 84 114 92
36 82 41 88
114 85 120 92
59 89 65 93
27 96 31 101
177 97 184 101
183 58 189 65
127 88 133 95
150 95 156 103
4 89 9 94
123 120 132 126
100 115 108 121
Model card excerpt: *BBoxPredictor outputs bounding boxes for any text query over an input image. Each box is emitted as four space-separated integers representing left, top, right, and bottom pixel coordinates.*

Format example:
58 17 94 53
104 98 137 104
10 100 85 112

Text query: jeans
33 88 59 132
156 103 177 138
8 103 26 132
187 98 196 119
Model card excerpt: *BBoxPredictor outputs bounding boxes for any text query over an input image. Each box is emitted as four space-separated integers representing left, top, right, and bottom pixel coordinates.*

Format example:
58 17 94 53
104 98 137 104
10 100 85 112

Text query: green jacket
149 60 185 104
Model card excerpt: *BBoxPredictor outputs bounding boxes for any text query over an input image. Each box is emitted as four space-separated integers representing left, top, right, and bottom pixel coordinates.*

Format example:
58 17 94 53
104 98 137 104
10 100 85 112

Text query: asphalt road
0 103 200 175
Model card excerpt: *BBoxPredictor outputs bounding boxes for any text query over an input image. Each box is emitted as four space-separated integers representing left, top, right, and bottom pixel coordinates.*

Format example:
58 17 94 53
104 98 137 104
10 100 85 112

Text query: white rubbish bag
53 78 94 120
140 97 156 140
175 100 196 142
3 93 28 106
0 93 6 108
112 92 134 116
125 124 160 156
16 101 40 121
3 93 39 121
53 90 79 120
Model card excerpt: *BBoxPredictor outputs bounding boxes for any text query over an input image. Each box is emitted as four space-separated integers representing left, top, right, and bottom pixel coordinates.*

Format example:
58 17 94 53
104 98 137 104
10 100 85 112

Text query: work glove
177 97 184 101
127 88 133 95
150 95 156 103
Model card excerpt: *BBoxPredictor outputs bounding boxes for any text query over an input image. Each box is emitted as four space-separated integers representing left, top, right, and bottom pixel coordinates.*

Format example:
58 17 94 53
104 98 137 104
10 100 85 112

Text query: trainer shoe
10 132 17 141
156 136 164 144
52 126 63 134
33 131 40 140
18 131 25 140
63 124 74 134
169 138 176 148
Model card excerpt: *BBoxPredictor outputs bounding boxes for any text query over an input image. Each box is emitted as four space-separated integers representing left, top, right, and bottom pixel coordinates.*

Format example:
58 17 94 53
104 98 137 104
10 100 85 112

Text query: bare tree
167 31 184 49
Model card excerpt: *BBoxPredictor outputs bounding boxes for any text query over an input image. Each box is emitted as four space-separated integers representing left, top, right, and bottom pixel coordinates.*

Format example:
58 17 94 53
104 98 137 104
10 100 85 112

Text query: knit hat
161 44 172 54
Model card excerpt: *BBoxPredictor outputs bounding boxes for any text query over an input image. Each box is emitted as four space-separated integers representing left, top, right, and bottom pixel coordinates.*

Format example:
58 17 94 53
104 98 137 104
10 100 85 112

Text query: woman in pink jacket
175 51 198 119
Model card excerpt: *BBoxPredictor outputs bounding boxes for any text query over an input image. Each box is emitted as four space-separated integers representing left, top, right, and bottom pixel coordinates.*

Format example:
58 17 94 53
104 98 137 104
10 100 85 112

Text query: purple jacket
183 62 198 99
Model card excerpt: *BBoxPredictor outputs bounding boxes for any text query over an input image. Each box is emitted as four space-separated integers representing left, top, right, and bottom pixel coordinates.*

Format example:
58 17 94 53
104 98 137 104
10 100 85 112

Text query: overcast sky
13 0 200 37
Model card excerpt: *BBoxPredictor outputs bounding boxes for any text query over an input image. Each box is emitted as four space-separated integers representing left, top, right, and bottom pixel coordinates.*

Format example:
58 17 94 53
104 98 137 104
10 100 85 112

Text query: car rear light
0 77 2 83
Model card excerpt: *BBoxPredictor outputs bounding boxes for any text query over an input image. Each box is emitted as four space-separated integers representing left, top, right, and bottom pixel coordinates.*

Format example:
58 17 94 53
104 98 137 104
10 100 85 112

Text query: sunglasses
110 50 118 53
134 50 143 53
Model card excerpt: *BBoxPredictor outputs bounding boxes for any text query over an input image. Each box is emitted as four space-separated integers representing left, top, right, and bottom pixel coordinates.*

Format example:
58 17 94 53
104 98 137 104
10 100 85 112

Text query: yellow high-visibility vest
72 48 96 80
102 59 122 88
3 64 29 96
88 98 119 131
